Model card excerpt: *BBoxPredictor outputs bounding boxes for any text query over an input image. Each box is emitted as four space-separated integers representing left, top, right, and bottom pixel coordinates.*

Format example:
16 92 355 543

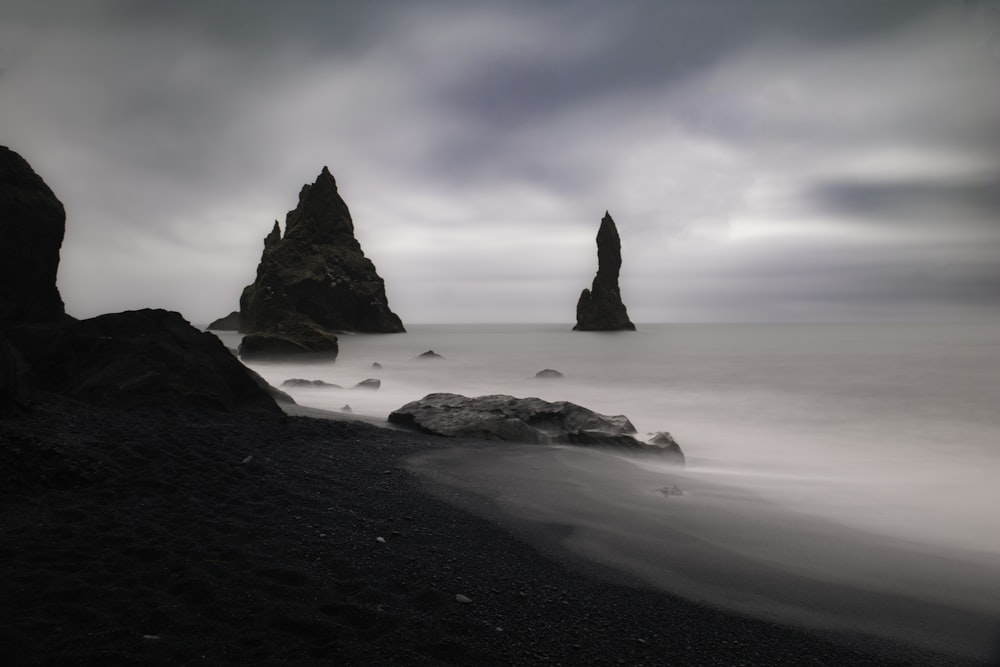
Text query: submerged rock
647 431 685 465
417 350 444 360
574 212 635 332
535 369 564 379
236 166 404 359
388 392 677 455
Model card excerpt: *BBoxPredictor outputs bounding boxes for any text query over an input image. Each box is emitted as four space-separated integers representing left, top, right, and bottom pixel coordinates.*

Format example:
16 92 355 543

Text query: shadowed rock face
0 147 281 415
0 146 66 325
574 212 635 332
9 309 283 414
238 167 404 355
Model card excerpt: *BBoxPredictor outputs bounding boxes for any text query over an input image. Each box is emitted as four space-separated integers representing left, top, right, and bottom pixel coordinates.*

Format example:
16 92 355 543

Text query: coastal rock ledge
574 212 635 331
389 393 682 459
235 167 404 359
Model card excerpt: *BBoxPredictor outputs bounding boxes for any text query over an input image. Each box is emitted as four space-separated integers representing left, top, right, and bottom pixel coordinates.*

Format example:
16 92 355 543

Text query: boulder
388 393 674 454
574 212 635 331
281 378 342 388
535 369 564 379
237 167 404 358
238 318 339 360
7 309 282 414
352 378 381 390
0 146 67 324
207 311 241 331
647 431 686 465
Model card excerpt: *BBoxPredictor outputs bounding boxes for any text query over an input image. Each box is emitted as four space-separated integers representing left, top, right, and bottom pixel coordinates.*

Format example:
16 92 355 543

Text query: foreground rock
389 393 678 456
0 146 67 325
235 166 404 358
574 212 635 331
0 148 282 417
9 309 282 414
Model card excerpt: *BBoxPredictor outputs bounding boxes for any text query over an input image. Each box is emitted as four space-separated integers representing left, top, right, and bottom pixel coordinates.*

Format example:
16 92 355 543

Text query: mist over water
222 323 1000 554
218 323 1000 659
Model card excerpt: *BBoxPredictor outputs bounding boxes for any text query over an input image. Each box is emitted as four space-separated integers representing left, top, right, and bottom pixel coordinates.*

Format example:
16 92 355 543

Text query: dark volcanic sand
0 397 981 665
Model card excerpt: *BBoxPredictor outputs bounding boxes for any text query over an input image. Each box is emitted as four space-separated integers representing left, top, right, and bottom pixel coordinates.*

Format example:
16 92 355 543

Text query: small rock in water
241 455 253 464
417 350 444 359
535 368 564 379
282 378 341 388
340 404 352 413
455 593 472 604
375 536 386 544
371 361 382 369
353 378 381 390
658 484 684 497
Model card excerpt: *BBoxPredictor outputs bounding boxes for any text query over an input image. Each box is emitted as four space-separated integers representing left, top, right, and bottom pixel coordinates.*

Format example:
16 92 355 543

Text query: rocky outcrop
0 146 67 325
207 311 241 331
574 212 635 331
388 393 677 455
0 147 282 415
238 319 339 360
8 309 282 414
236 167 404 358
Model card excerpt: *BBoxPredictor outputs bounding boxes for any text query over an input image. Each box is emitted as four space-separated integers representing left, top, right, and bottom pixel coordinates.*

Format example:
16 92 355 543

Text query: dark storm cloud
809 176 1000 225
2 0 998 322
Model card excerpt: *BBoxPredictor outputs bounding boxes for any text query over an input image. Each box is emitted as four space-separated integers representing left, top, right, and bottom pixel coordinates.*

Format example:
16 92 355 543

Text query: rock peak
236 166 405 353
573 211 635 331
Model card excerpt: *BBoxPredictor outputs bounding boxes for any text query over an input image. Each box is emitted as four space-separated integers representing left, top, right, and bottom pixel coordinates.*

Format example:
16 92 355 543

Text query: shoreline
0 397 988 665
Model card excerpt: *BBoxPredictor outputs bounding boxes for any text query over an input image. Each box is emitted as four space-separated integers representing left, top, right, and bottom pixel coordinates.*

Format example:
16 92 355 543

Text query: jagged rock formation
236 167 404 357
0 146 67 325
388 393 681 457
574 212 635 331
0 147 281 415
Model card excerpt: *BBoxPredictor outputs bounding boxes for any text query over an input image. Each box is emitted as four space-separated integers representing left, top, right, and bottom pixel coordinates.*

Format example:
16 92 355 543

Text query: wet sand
410 444 1000 664
0 396 991 665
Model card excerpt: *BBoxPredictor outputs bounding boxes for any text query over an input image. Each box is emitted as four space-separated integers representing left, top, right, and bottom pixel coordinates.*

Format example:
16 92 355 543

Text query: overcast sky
2 0 998 324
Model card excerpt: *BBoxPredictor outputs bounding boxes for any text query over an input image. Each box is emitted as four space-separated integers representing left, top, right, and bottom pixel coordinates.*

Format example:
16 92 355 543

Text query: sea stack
237 167 404 358
573 212 635 331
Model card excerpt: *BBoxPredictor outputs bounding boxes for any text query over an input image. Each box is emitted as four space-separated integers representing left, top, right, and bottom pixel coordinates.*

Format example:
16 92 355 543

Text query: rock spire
573 212 635 331
236 167 404 357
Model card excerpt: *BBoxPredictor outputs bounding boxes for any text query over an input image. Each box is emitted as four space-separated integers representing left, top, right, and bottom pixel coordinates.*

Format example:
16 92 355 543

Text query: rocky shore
0 395 970 666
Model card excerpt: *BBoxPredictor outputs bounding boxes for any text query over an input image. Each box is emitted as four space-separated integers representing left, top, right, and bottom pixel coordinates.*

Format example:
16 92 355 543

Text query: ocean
214 322 1000 659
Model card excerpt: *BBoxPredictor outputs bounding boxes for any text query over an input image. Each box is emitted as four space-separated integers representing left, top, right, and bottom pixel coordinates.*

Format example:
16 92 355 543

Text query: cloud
2 0 998 323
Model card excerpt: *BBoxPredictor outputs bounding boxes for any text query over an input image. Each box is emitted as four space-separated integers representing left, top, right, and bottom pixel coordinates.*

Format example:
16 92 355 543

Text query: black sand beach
0 396 987 666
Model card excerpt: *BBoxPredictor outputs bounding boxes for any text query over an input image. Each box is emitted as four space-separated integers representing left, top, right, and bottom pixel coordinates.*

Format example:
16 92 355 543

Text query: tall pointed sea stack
573 212 635 331
237 167 403 358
